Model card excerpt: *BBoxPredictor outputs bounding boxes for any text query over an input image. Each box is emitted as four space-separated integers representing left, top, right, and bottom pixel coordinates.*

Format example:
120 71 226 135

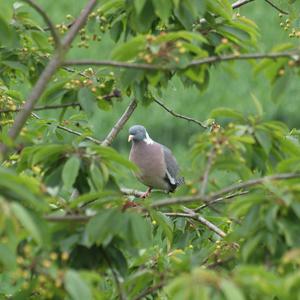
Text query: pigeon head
128 125 153 144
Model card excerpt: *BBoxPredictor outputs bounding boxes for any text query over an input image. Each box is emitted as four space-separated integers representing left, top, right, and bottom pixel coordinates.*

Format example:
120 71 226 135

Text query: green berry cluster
279 14 300 38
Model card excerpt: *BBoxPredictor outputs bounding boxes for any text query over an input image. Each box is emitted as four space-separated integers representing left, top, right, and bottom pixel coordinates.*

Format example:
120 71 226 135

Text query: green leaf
41 80 69 103
134 0 146 14
0 167 48 212
152 0 172 22
86 208 124 245
0 245 16 270
254 129 272 155
250 93 263 117
210 108 245 122
242 232 264 261
11 202 45 245
64 270 92 300
271 73 289 103
112 36 146 61
0 18 19 48
78 87 97 117
128 212 152 247
150 210 173 244
0 0 13 23
221 279 245 300
31 31 51 49
91 146 138 171
1 61 28 75
62 156 81 190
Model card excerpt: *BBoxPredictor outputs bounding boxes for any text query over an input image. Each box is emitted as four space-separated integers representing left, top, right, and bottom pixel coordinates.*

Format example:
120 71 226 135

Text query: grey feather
162 145 184 190
129 125 184 193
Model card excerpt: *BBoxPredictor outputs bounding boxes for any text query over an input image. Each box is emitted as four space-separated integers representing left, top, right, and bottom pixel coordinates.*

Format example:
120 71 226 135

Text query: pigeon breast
129 141 171 191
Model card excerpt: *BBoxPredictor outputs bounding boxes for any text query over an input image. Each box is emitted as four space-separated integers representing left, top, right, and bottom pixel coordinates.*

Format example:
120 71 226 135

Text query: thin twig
1 103 80 114
154 97 207 129
151 173 300 208
0 90 121 114
200 148 215 196
188 52 298 67
264 0 288 15
1 0 97 157
101 99 137 146
63 60 163 70
133 282 165 300
31 112 102 144
195 191 249 211
23 0 61 48
44 214 90 222
63 51 299 71
210 173 300 200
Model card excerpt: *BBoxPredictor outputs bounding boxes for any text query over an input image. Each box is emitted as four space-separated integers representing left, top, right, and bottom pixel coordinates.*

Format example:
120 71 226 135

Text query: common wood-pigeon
128 125 184 198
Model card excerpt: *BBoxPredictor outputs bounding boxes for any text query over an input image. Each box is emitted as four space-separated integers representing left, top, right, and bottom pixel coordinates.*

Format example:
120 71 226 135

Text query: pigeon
128 125 184 198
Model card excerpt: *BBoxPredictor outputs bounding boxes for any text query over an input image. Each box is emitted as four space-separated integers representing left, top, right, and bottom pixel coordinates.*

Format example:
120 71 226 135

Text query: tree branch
133 282 165 300
1 103 80 114
63 51 299 71
120 187 145 198
101 99 137 146
44 214 90 222
63 60 164 70
210 173 300 201
232 0 255 9
154 97 208 129
194 191 249 211
151 173 300 208
0 90 121 114
23 0 61 48
264 0 288 15
168 207 226 238
188 52 298 67
0 0 97 157
31 112 102 145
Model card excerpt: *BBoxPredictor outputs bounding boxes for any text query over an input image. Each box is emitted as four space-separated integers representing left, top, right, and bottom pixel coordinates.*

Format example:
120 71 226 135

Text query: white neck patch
143 132 154 144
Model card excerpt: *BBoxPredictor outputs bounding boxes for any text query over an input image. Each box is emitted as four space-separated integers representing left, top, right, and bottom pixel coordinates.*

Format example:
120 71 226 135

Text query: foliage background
1 0 300 299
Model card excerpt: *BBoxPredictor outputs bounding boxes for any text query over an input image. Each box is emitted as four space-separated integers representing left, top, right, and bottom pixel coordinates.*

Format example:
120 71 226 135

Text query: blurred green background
34 0 300 188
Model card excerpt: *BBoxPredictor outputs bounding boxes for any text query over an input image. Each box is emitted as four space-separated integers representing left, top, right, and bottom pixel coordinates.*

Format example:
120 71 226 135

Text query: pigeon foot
140 187 152 198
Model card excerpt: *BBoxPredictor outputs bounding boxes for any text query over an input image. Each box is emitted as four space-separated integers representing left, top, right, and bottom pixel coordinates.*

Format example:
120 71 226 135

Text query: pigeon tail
176 176 185 186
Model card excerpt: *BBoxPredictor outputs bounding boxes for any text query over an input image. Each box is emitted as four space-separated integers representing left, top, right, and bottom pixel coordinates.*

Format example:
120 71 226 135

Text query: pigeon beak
128 135 134 142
